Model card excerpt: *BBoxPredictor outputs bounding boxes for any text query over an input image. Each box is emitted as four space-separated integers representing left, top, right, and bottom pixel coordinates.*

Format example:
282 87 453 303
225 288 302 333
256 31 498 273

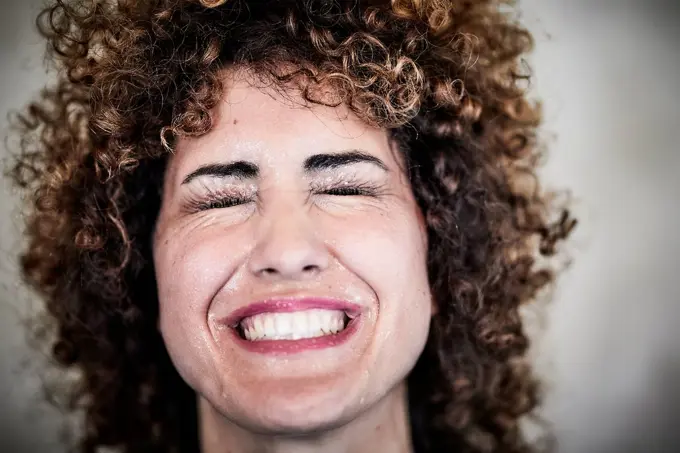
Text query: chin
220 385 364 435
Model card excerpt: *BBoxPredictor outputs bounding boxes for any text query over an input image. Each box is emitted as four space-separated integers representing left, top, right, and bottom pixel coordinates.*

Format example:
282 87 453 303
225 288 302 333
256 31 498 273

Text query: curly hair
7 0 576 452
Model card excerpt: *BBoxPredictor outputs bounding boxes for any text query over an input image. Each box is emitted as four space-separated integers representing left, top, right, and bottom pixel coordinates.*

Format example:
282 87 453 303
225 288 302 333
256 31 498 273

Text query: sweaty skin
152 68 434 453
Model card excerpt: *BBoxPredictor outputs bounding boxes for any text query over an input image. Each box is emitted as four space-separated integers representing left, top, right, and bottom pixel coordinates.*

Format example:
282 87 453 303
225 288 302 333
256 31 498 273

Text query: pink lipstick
223 297 362 327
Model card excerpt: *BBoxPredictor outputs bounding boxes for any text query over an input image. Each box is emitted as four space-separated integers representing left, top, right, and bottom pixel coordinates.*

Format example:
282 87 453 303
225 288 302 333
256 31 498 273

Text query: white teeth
264 316 275 333
240 309 347 341
254 316 264 332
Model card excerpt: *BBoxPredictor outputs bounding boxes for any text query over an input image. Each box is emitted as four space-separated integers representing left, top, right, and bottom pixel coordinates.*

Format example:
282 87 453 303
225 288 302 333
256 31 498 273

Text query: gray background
1 1 679 452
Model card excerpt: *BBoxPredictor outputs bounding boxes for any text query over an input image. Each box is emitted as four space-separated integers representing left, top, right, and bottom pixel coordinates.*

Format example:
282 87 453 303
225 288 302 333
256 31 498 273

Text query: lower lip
229 316 361 355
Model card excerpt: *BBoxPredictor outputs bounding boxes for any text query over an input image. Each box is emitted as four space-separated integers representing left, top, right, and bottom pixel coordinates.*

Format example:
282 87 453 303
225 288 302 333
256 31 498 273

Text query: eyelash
319 185 377 197
185 183 381 213
187 195 251 212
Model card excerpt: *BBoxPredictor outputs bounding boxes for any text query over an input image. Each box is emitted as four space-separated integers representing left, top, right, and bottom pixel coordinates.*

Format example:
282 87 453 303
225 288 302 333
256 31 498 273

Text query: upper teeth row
240 309 346 341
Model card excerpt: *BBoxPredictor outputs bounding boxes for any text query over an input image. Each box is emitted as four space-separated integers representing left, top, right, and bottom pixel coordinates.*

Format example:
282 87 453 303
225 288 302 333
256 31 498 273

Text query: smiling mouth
237 309 352 341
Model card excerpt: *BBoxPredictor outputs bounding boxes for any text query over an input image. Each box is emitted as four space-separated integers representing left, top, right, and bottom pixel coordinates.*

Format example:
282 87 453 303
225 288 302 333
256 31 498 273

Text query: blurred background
1 1 678 452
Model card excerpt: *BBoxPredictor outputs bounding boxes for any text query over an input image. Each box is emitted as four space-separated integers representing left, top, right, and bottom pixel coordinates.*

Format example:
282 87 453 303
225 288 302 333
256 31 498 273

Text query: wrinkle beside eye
185 211 223 233
172 202 255 234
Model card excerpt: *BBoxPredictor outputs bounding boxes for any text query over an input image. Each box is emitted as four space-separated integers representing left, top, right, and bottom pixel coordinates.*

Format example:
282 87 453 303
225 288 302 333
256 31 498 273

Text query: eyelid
180 183 257 213
185 179 257 198
310 179 385 198
309 172 384 191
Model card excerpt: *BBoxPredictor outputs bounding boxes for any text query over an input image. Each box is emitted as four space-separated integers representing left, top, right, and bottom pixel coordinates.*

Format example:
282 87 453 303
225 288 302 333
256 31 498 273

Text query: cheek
327 206 432 383
327 205 431 315
152 220 251 387
152 220 250 338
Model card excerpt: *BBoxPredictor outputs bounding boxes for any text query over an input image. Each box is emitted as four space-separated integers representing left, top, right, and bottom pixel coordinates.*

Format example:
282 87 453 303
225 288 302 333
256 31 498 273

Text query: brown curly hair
7 0 576 452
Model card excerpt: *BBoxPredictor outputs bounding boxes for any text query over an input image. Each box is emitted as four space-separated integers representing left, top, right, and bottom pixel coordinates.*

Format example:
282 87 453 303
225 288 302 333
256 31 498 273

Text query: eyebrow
181 161 259 184
181 150 388 185
303 150 389 173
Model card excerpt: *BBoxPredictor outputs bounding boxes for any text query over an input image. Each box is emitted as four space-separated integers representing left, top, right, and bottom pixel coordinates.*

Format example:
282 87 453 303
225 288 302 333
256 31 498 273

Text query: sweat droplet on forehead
232 139 266 154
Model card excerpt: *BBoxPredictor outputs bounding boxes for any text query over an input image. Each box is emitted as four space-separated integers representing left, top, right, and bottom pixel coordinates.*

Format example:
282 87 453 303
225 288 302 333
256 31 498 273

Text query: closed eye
197 195 251 210
183 192 254 213
321 186 374 196
314 179 384 197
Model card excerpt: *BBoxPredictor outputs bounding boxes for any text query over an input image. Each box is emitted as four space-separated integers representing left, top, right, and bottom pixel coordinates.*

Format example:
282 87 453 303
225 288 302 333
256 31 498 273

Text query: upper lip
222 297 363 327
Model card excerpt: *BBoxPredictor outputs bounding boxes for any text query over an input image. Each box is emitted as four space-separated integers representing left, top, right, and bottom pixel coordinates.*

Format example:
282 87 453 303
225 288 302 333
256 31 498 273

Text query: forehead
169 68 393 171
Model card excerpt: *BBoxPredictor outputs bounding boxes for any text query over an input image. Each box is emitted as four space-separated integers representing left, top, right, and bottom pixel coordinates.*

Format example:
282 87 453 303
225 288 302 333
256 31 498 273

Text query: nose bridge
248 199 328 279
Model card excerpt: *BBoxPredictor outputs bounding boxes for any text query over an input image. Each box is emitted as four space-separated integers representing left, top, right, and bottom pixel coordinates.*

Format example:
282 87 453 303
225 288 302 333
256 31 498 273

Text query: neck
198 381 414 453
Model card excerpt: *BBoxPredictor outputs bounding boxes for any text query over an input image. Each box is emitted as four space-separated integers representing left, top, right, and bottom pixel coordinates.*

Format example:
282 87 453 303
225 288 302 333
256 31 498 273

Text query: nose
247 205 330 281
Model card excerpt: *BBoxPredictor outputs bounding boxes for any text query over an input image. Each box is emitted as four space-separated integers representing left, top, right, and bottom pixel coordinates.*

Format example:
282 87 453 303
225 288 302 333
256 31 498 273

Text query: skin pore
152 68 435 453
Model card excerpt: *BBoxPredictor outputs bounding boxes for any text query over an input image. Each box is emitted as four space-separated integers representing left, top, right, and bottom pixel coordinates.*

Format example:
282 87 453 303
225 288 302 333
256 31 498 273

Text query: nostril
302 264 319 273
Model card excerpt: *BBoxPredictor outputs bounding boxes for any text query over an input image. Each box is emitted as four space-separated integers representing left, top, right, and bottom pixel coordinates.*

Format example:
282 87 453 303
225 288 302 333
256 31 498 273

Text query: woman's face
153 69 433 434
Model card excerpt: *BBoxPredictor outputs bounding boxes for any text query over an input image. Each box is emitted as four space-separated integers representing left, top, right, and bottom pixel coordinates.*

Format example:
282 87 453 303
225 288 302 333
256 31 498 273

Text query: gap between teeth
239 309 348 341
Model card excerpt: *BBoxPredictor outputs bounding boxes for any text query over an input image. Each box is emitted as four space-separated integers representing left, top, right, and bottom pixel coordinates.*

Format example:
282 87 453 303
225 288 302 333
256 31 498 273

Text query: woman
8 0 575 452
